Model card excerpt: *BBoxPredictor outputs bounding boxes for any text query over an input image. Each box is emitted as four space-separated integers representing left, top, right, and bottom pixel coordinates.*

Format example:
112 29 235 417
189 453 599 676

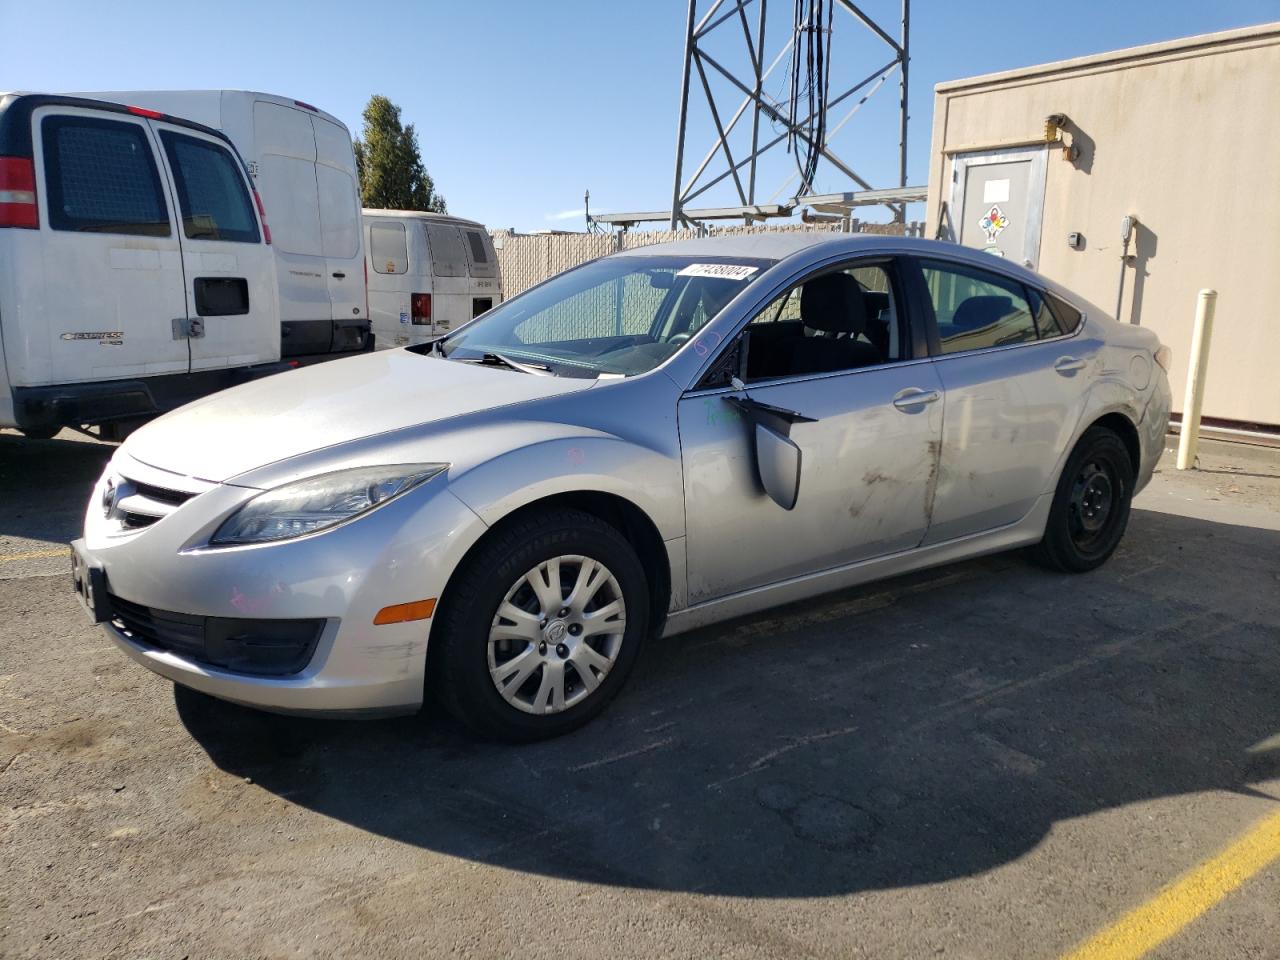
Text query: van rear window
370 222 407 274
465 230 489 265
425 223 466 277
159 131 260 244
41 115 170 236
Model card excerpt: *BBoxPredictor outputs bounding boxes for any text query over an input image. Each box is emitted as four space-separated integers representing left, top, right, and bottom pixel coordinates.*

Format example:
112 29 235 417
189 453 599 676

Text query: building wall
925 23 1280 427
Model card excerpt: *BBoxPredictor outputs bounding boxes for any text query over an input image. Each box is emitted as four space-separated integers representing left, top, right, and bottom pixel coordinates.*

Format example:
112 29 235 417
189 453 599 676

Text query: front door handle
1054 356 1087 375
892 388 941 410
332 271 346 279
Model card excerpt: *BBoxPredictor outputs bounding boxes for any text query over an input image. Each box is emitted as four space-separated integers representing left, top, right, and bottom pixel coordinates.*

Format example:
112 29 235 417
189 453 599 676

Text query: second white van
363 210 500 347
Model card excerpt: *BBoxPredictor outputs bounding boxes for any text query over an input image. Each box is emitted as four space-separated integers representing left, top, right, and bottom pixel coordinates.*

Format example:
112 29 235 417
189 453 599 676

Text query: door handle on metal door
1054 356 1087 374
892 388 941 410
332 271 346 279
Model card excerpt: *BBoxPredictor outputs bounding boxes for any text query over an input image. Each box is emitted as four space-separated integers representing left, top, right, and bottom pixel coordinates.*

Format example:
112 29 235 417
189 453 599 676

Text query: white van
363 210 500 347
83 91 369 359
0 93 280 438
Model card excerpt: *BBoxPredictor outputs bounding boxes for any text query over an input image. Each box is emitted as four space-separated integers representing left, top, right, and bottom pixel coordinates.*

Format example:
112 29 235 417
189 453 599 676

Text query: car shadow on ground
0 433 113 543
177 508 1280 898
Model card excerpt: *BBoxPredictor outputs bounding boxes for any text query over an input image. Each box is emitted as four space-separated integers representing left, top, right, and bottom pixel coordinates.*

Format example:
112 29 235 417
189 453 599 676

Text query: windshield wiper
459 351 553 375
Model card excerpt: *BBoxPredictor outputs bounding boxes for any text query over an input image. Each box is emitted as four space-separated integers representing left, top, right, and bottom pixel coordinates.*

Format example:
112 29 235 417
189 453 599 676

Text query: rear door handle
1054 356 1087 375
892 388 941 410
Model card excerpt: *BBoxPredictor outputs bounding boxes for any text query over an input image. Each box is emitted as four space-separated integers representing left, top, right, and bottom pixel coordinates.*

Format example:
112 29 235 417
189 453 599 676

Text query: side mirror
722 393 814 511
754 421 802 510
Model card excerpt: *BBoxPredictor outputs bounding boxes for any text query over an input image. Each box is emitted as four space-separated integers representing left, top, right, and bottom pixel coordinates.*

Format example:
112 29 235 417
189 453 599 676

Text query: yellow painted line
1060 808 1280 960
0 547 69 563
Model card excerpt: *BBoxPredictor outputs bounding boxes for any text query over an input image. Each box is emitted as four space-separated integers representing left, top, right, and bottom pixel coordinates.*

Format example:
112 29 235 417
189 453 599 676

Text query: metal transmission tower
666 0 910 228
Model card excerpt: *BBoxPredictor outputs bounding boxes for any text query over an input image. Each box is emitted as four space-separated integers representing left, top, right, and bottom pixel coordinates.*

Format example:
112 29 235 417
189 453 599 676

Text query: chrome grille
113 476 198 529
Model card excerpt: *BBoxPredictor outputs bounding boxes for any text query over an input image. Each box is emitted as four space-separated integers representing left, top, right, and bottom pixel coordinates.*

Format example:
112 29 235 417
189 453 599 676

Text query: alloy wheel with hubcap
432 508 649 741
488 555 626 715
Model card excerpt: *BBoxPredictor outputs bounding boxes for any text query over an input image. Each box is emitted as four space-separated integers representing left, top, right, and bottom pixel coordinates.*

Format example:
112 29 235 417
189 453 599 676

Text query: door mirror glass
754 421 802 510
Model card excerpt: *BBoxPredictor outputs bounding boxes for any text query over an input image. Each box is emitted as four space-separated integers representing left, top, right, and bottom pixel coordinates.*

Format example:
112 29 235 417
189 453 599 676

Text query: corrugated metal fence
490 220 923 299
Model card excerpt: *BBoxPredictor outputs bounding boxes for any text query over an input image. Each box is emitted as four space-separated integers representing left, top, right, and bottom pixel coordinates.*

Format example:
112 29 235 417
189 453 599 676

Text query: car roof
614 231 1069 298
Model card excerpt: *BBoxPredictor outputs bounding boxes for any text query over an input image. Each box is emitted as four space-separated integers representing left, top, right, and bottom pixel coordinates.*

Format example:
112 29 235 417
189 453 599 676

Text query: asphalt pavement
1 428 1278 959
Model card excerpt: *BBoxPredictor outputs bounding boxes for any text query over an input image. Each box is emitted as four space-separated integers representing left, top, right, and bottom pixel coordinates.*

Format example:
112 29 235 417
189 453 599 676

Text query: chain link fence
490 220 923 300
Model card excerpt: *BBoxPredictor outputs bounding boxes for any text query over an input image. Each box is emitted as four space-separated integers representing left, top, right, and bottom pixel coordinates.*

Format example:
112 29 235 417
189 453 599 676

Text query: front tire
432 509 649 741
1032 426 1135 572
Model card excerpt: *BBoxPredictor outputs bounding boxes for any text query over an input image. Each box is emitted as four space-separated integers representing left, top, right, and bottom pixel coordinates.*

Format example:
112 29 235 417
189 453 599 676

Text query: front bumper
79 453 488 715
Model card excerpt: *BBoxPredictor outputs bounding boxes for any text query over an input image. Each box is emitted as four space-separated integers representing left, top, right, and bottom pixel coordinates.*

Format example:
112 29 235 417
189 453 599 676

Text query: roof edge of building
934 20 1280 94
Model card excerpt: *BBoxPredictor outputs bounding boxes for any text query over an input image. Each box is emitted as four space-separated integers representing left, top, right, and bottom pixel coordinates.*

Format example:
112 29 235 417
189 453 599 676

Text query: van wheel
19 426 59 440
432 509 649 742
1032 426 1135 573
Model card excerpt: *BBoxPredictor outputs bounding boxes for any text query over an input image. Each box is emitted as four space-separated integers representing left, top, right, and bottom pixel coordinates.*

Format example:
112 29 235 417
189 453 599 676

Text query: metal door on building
946 146 1048 270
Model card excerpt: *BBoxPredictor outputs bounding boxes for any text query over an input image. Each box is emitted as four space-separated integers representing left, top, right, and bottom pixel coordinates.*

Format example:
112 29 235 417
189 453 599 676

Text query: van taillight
411 293 432 325
0 156 38 229
363 260 369 319
251 189 271 244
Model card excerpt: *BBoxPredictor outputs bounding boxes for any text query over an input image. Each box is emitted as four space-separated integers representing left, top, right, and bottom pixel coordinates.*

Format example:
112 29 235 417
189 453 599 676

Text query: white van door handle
892 388 941 411
332 271 346 279
1054 356 1087 375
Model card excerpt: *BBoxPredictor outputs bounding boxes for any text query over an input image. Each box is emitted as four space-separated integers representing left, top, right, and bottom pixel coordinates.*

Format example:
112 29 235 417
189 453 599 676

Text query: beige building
925 22 1280 431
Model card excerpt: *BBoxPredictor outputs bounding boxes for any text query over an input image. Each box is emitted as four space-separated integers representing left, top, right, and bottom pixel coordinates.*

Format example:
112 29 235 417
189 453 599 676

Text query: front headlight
210 464 448 546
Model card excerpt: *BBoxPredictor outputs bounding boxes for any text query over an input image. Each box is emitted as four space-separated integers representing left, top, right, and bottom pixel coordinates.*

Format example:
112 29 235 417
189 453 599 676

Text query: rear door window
159 131 259 243
426 222 466 277
919 259 1038 354
41 114 170 236
370 221 407 274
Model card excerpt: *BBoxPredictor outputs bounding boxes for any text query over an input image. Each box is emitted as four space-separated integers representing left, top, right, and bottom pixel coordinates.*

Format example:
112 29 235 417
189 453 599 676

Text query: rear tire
1031 426 1135 573
431 508 649 742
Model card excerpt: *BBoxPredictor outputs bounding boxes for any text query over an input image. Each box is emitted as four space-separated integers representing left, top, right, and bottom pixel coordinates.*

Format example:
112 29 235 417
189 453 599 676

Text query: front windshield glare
436 255 772 378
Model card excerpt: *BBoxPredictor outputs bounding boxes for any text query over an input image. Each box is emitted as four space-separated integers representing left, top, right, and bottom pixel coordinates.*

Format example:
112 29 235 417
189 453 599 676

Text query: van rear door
461 225 500 317
151 121 277 371
252 100 331 355
31 105 188 383
312 116 365 351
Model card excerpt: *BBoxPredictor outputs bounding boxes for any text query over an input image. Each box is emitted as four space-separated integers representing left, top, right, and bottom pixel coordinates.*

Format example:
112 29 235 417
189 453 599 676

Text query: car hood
122 350 596 484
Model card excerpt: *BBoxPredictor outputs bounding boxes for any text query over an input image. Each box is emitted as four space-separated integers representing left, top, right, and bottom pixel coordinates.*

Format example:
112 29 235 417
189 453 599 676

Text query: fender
446 429 686 543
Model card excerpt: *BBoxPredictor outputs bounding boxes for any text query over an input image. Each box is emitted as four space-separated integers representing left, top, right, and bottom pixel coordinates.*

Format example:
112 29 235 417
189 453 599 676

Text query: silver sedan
73 234 1171 740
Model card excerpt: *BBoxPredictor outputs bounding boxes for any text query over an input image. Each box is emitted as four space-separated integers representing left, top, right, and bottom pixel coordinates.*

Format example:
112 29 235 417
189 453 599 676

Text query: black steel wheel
1032 425 1135 573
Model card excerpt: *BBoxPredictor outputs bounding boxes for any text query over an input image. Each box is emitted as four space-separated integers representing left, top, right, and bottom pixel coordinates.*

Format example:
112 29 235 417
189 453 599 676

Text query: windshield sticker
676 263 759 281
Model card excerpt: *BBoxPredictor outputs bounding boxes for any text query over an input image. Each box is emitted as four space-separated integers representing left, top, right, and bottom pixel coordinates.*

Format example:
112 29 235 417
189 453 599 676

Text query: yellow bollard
1175 289 1218 470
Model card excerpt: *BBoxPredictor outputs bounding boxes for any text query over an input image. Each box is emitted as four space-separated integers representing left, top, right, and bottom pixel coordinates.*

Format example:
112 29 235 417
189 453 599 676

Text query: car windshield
430 255 774 378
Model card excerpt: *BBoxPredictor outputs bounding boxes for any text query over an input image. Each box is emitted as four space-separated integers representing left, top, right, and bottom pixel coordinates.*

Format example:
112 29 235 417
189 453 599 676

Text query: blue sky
2 0 1276 231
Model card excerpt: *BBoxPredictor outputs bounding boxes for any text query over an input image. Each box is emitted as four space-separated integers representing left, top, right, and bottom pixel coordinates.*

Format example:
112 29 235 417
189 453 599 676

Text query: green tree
353 95 446 213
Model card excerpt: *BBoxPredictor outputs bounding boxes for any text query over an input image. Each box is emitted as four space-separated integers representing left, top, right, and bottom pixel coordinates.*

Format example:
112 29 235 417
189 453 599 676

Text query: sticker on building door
979 205 1010 250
